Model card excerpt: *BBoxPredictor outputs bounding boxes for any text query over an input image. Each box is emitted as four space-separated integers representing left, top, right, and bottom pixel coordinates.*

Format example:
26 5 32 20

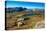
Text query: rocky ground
5 12 45 30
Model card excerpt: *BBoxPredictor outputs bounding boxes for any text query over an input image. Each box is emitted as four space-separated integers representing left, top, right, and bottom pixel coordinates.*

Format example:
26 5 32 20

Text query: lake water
23 14 36 16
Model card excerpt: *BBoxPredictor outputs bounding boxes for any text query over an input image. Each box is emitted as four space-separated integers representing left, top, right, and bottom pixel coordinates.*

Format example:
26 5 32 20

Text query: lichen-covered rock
34 20 45 29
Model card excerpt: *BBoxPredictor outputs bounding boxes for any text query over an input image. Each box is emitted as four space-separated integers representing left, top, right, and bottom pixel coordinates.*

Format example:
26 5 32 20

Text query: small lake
23 14 36 16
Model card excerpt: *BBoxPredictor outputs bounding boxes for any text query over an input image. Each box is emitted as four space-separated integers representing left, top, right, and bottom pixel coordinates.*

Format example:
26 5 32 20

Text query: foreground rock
34 20 45 29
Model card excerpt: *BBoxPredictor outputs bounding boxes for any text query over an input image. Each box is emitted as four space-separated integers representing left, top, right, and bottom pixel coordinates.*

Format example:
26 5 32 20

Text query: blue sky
6 1 45 9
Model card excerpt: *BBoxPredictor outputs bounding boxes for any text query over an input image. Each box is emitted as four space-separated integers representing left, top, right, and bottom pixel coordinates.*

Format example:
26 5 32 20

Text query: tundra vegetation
5 7 45 30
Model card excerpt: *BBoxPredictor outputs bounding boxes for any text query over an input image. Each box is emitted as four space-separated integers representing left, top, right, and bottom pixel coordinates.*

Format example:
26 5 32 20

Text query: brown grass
6 12 44 30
